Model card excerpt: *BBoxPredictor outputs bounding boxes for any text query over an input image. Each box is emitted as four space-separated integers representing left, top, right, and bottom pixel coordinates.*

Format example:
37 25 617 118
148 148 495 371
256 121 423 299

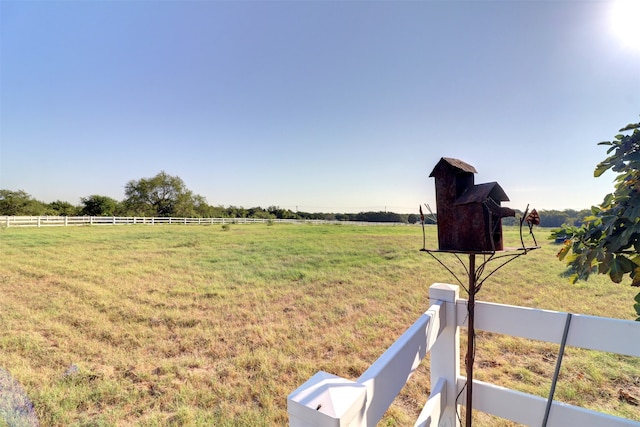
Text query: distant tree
80 195 119 216
248 208 260 218
557 209 592 227
573 209 592 226
407 213 419 224
123 171 207 217
172 192 202 217
538 210 570 228
355 211 404 223
564 209 580 219
208 205 227 218
335 213 356 221
237 206 271 219
267 206 298 219
253 209 275 220
501 211 521 227
0 190 46 215
553 117 640 320
48 200 80 216
185 195 217 218
317 212 336 221
294 210 325 220
226 206 248 218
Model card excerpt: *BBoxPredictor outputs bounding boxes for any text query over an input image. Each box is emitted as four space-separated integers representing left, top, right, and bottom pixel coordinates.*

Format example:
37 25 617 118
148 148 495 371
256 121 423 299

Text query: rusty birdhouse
429 157 515 252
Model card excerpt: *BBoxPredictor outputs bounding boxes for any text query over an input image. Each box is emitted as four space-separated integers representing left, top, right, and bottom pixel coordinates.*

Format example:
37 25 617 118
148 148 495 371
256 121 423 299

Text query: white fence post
288 371 367 427
429 283 461 427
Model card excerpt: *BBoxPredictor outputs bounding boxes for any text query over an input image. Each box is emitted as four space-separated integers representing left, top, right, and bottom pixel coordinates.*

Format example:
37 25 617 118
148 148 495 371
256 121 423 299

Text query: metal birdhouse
429 157 515 252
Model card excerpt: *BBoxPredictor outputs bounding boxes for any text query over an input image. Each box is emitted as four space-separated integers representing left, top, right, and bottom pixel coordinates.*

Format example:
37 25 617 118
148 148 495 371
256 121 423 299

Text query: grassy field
0 223 638 426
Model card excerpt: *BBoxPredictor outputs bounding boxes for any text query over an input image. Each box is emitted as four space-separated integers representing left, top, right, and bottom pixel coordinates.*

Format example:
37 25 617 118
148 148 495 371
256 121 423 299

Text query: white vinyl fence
0 216 390 228
288 283 640 427
0 216 416 228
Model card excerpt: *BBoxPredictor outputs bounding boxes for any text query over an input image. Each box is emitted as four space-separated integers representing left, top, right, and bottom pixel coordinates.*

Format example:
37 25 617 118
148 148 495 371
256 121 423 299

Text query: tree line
502 209 591 228
1 171 590 226
0 171 413 223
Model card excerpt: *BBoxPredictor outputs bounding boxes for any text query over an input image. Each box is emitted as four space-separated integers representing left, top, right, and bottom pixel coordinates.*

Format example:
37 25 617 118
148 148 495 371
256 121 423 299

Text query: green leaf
610 270 624 283
594 162 611 177
624 152 640 163
632 268 640 287
598 263 608 275
620 123 640 132
608 255 636 283
557 242 572 261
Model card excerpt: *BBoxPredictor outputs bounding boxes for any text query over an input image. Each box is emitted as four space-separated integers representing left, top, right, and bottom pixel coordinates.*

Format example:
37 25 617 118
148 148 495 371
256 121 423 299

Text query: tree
123 171 208 217
267 206 297 219
407 213 419 224
226 206 248 218
553 117 640 320
48 200 80 216
253 208 275 220
188 194 216 218
355 211 404 223
538 210 570 228
0 190 46 215
80 195 119 216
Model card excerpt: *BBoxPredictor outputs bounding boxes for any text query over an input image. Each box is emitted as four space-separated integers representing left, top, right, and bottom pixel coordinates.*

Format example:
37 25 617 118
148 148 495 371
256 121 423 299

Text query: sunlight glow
611 0 640 50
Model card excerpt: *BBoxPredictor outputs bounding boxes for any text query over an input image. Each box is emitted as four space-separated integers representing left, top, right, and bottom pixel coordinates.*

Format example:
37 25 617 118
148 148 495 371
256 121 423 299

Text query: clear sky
1 0 639 214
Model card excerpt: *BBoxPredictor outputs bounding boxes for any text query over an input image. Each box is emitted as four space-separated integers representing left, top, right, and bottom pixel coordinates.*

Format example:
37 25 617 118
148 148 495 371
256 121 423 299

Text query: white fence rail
288 283 640 427
0 216 411 228
0 216 320 227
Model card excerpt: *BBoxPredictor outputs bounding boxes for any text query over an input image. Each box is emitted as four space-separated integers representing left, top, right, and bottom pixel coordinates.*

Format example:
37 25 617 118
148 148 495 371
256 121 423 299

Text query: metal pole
542 313 573 427
466 253 476 427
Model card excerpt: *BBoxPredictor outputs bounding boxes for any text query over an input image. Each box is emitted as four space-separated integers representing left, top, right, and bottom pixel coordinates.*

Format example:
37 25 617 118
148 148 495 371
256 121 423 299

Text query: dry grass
0 224 638 426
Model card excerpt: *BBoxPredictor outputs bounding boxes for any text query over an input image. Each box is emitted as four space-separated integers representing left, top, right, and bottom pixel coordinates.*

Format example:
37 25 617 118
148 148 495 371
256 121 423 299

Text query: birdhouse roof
455 182 510 205
429 157 478 177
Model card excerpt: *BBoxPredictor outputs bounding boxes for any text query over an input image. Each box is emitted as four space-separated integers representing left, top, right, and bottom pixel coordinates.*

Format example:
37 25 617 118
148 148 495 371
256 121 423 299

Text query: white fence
0 216 352 228
0 216 413 228
288 283 640 427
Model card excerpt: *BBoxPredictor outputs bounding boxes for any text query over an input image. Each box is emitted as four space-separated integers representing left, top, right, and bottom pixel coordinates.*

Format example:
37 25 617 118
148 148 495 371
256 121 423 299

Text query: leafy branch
552 117 640 320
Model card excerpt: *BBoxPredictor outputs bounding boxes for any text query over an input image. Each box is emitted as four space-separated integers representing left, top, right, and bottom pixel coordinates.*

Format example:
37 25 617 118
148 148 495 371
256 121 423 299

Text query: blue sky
1 0 639 213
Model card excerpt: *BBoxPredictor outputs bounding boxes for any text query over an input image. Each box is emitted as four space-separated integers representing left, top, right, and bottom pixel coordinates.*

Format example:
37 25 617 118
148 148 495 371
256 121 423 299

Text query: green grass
0 224 638 426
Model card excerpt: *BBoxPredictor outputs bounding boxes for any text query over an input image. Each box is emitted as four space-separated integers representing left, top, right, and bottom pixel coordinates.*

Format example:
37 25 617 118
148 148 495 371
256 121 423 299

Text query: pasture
0 223 638 426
